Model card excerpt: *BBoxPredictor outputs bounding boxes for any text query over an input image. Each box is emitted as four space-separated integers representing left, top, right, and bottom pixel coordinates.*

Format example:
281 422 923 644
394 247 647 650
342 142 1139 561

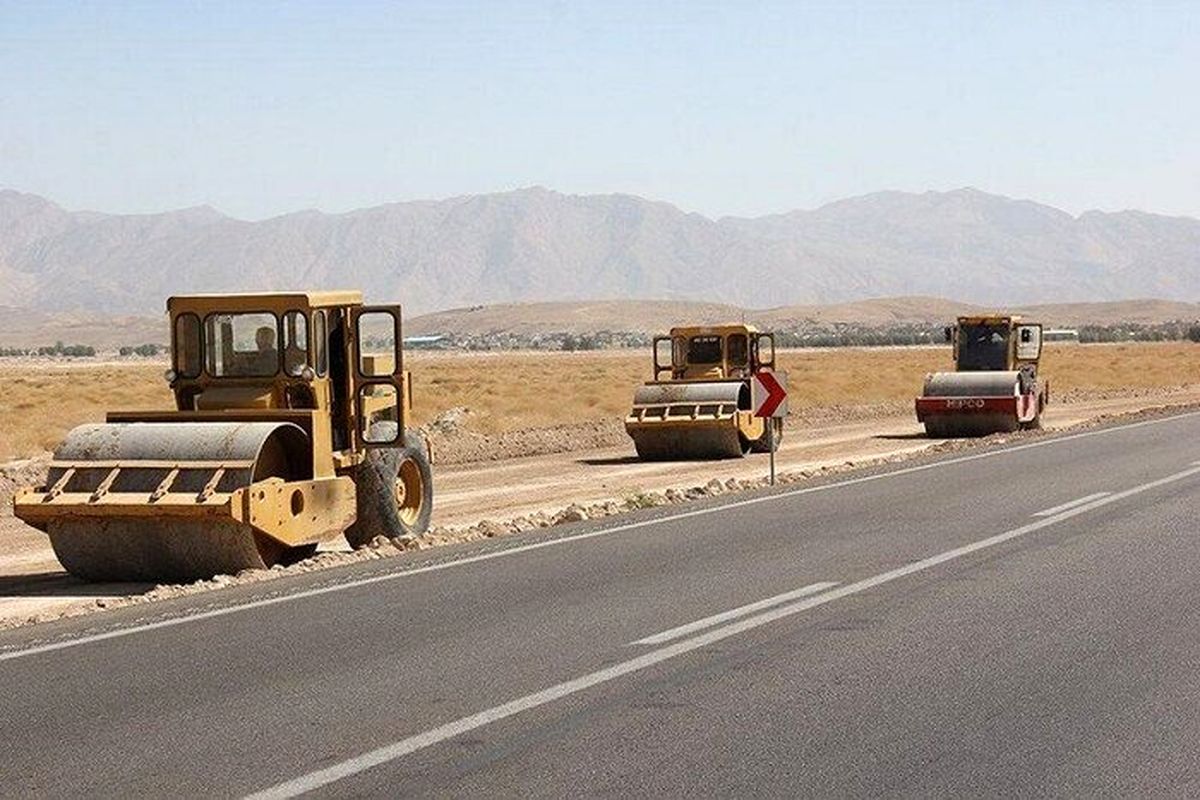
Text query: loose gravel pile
0 454 51 515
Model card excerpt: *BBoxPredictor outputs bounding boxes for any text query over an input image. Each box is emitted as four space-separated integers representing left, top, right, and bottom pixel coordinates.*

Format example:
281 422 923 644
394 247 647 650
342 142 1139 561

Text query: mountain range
5 296 1198 349
2 186 1198 316
406 297 1200 338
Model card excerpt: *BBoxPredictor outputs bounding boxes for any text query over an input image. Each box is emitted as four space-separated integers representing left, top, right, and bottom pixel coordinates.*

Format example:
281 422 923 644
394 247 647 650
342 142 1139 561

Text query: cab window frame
282 309 310 377
173 312 203 379
313 309 328 376
355 309 401 379
687 335 723 365
202 310 282 378
672 336 687 368
727 333 749 366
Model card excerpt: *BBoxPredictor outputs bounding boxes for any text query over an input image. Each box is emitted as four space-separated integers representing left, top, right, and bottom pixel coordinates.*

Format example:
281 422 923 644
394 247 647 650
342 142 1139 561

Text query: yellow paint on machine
625 324 783 460
12 291 432 582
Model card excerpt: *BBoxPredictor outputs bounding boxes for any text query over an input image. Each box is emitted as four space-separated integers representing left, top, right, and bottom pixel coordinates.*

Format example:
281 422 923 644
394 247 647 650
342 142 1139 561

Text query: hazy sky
2 1 1197 220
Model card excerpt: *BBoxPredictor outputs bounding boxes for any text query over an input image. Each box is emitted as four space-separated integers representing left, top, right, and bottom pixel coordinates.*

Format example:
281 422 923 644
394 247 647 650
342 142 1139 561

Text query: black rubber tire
345 424 433 548
279 543 319 566
1020 395 1046 431
749 418 784 453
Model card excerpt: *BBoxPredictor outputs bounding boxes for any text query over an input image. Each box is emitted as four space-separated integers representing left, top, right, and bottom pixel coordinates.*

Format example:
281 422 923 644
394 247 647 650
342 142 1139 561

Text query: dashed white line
244 460 1200 800
1032 492 1111 517
629 581 838 645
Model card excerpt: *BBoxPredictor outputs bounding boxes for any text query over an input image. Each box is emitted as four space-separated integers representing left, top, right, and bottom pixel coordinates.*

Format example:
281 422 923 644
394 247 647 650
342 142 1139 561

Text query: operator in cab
251 325 278 374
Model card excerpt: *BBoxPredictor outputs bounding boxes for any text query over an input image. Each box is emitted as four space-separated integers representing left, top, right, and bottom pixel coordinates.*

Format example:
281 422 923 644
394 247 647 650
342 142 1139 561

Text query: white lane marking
1032 492 1111 517
629 582 838 646
245 462 1200 799
3 409 1198 663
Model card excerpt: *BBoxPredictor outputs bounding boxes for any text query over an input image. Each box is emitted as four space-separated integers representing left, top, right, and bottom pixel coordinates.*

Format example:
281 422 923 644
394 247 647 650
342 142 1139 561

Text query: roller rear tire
278 543 319 566
345 424 433 548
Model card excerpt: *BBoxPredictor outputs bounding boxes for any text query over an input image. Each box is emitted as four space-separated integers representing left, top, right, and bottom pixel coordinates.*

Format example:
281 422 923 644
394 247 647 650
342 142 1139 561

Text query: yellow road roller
13 291 433 582
626 324 781 459
916 314 1050 437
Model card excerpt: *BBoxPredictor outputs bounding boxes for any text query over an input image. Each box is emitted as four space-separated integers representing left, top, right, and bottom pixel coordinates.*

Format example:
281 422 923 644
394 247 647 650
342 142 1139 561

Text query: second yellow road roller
625 324 782 459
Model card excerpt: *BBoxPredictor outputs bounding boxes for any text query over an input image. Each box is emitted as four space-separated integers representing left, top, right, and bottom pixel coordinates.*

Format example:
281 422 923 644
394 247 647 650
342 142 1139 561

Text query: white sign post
752 370 788 485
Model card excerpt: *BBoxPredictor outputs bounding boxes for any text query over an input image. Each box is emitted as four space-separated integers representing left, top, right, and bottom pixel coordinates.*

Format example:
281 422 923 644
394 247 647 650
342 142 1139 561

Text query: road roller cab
916 315 1049 437
13 290 434 582
625 324 782 459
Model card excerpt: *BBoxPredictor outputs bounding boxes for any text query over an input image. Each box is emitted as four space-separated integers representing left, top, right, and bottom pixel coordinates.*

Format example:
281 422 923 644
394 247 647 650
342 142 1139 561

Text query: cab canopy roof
167 290 365 313
668 323 761 336
957 314 1024 326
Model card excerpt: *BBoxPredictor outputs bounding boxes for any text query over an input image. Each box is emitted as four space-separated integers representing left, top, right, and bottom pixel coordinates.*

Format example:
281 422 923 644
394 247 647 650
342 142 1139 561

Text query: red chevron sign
752 370 788 418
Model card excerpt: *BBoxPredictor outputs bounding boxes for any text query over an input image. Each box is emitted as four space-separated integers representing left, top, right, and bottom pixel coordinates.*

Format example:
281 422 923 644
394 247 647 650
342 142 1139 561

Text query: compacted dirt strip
432 390 1200 527
433 416 928 526
2 389 1199 629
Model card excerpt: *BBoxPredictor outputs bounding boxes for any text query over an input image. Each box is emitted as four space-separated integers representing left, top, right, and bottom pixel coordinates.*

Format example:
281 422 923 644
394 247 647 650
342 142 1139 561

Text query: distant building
1044 328 1080 343
403 334 450 350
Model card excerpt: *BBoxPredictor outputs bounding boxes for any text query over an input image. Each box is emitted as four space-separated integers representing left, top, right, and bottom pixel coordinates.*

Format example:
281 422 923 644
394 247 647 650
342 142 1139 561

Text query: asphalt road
2 410 1199 798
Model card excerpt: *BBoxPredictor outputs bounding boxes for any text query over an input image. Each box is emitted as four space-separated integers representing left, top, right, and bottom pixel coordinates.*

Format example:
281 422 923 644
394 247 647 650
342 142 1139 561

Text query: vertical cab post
350 305 405 449
652 336 673 380
753 333 776 372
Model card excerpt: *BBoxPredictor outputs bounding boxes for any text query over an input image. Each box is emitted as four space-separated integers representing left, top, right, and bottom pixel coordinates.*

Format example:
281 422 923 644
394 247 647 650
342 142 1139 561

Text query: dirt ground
3 379 1199 631
4 341 1198 459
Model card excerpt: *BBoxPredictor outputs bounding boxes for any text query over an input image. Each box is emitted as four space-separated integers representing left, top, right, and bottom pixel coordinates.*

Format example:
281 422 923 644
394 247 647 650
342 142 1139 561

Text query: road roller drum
922 371 1022 398
17 421 353 581
626 381 747 459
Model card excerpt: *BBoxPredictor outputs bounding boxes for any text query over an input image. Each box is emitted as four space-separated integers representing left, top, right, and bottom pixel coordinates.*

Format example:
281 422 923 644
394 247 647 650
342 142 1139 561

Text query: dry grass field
0 363 170 460
1 342 1197 460
410 342 1200 434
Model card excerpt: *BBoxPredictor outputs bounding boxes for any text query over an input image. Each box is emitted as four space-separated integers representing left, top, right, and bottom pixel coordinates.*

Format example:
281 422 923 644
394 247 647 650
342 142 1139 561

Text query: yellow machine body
13 290 427 581
625 324 780 460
